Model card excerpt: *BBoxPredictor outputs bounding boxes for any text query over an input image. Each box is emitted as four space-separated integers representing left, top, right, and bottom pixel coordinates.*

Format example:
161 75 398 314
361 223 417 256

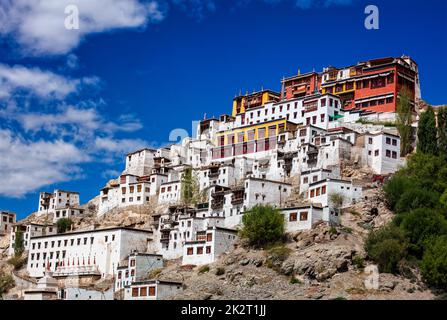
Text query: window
197 247 203 255
132 288 138 297
386 150 391 158
321 186 326 195
300 212 308 221
368 138 373 144
206 246 211 254
303 177 308 184
392 151 397 159
374 150 379 157
140 287 147 296
206 233 213 242
187 247 193 255
148 287 156 296
130 259 136 267
310 190 315 198
392 139 397 146
386 137 391 144
289 212 297 222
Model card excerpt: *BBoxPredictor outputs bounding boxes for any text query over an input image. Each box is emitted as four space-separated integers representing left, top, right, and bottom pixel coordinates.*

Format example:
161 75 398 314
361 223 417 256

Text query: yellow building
215 119 297 146
232 90 280 117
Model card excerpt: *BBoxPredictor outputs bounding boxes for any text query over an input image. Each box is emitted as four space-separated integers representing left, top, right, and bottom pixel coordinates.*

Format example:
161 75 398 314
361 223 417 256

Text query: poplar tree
396 89 413 156
180 167 200 206
417 106 438 155
437 107 447 157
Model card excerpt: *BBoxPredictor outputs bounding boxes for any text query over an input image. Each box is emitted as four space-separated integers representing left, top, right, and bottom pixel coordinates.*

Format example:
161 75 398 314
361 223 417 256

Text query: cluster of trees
366 107 447 289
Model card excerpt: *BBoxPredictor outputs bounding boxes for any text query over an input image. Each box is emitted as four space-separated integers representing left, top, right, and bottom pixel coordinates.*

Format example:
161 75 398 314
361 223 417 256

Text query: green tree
421 235 447 289
396 88 414 156
0 273 15 299
56 218 72 233
383 175 413 211
400 208 447 258
399 153 447 194
395 188 439 214
12 229 24 257
417 106 438 155
180 167 202 206
365 224 407 273
240 205 285 247
437 107 447 157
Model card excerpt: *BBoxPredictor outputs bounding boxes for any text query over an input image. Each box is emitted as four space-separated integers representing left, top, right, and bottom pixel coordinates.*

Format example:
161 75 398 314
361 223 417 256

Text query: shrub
289 277 302 285
395 188 439 214
147 268 162 279
365 224 407 273
329 193 344 209
56 218 73 233
12 230 24 257
267 244 291 262
421 236 447 289
329 226 338 235
0 273 15 298
352 256 365 270
383 176 412 211
240 205 285 247
400 208 447 258
198 265 210 274
215 267 225 276
8 255 27 270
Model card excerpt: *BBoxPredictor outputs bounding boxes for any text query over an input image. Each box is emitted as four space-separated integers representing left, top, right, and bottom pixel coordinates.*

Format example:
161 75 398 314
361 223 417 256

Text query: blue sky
0 0 446 219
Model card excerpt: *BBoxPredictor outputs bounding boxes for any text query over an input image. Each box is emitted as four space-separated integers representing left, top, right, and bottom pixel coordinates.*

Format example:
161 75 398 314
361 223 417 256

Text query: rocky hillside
136 185 435 300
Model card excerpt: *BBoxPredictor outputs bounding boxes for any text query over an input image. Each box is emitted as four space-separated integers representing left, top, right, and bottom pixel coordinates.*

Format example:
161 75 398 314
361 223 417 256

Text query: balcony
231 197 244 205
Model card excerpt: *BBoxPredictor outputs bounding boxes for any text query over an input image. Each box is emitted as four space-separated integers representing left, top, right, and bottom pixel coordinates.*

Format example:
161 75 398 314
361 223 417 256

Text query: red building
284 56 420 114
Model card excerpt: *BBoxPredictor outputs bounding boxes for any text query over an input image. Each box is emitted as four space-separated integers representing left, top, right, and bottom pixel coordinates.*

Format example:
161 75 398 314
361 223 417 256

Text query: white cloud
0 129 89 197
0 0 165 56
0 63 82 99
0 63 151 197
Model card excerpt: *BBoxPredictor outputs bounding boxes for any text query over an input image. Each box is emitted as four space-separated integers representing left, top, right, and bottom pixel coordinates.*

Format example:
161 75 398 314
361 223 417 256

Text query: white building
307 178 363 222
98 174 152 216
363 131 403 174
26 227 152 278
124 148 157 177
24 271 58 300
182 226 237 266
158 180 182 204
124 280 183 300
53 207 84 223
37 190 80 216
115 252 164 291
9 223 56 256
282 204 324 232
221 177 292 228
0 211 16 236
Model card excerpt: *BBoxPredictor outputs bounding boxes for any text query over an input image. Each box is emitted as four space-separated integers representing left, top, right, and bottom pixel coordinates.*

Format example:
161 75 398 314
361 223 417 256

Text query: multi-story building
9 223 56 256
320 56 420 113
182 226 237 266
26 227 152 278
0 211 16 236
37 190 80 216
115 252 164 291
